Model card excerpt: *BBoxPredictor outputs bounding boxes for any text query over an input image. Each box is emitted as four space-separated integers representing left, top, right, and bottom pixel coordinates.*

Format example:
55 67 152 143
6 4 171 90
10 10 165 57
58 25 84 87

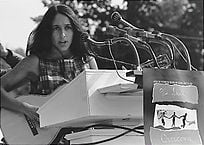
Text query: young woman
1 4 97 144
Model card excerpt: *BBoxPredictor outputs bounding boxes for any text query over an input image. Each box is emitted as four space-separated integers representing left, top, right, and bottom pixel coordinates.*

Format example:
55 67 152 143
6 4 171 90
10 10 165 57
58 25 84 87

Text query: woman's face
51 13 74 54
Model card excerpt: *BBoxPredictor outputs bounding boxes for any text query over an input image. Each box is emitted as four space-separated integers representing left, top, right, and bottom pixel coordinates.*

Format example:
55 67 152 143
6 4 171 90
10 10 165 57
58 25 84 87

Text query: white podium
37 69 143 128
65 128 145 145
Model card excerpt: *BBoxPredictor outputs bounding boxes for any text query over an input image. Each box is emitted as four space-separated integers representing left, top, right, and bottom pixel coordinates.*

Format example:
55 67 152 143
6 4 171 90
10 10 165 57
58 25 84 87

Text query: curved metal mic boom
81 32 141 70
106 25 153 54
106 26 161 68
160 33 192 70
81 32 109 47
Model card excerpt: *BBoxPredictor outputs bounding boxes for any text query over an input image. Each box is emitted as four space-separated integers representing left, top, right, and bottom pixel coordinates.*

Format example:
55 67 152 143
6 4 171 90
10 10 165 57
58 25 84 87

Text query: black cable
71 124 144 145
81 123 144 134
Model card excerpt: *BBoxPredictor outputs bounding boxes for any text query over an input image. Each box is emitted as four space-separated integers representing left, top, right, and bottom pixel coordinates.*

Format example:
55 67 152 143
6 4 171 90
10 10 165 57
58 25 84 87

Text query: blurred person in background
0 42 24 76
0 42 29 95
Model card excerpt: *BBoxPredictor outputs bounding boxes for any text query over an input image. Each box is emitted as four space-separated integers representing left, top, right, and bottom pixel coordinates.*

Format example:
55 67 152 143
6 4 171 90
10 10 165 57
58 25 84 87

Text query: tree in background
31 0 203 70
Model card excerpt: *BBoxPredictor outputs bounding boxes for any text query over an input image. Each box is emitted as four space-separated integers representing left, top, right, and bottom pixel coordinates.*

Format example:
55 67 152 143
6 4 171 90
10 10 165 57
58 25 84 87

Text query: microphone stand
142 37 175 69
109 37 142 71
87 36 142 71
124 34 160 69
160 33 192 70
124 28 175 69
84 35 142 83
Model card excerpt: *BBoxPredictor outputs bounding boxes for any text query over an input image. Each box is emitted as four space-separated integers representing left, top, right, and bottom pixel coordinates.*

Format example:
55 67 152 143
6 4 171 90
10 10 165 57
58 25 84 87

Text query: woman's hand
21 102 40 126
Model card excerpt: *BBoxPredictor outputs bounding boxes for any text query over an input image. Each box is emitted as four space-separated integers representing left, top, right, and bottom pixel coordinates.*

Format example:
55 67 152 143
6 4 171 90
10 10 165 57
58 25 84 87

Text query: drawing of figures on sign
169 112 179 127
153 104 197 130
157 110 168 127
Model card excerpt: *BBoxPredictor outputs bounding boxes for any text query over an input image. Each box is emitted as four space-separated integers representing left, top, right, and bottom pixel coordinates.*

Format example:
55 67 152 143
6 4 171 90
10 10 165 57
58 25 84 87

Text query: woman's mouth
58 41 68 46
59 41 67 44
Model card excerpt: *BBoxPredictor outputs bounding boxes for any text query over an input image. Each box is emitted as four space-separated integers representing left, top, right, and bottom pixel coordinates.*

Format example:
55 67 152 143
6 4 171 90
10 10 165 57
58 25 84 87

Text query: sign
143 68 204 145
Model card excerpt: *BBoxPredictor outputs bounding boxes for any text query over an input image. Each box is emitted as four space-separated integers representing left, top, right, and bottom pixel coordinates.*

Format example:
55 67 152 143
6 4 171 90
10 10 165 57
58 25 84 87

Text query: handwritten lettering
158 85 185 98
161 133 193 144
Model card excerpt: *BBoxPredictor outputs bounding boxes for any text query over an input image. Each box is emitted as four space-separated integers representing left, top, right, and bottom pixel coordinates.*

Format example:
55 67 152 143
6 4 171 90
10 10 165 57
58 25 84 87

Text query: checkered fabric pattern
30 57 88 95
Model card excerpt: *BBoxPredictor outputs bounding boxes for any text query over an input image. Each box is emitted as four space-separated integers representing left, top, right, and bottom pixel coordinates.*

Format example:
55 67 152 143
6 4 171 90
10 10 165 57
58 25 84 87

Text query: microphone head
80 32 89 42
111 12 121 23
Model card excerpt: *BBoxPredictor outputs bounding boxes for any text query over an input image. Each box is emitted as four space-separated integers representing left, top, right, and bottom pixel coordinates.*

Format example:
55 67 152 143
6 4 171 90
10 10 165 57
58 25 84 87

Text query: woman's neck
46 48 73 59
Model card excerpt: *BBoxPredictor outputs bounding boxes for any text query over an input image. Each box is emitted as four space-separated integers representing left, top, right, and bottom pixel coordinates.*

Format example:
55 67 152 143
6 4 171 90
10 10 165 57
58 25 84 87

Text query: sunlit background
0 0 203 143
0 0 46 50
0 0 123 50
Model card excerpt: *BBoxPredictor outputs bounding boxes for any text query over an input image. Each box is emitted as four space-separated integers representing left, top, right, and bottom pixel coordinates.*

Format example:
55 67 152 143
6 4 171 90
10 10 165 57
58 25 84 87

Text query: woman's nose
60 29 66 38
62 32 66 38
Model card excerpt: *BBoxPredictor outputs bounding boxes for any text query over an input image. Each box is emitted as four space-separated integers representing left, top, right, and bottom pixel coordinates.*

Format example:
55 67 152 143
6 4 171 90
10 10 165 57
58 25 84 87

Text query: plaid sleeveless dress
30 57 89 95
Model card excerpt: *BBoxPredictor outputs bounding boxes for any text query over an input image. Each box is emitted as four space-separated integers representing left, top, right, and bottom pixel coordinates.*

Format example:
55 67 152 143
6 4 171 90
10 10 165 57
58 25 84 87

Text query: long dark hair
26 4 88 59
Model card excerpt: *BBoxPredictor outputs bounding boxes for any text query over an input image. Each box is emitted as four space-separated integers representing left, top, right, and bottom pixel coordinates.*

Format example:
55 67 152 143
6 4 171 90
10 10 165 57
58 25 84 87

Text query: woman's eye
65 25 72 30
52 27 60 31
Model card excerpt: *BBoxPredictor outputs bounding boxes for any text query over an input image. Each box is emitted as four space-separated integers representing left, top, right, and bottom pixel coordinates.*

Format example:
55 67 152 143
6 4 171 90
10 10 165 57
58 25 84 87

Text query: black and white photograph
0 0 203 145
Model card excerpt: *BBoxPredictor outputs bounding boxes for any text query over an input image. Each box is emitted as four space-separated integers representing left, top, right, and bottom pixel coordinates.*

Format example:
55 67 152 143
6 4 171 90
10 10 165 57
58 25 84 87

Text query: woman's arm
1 55 39 122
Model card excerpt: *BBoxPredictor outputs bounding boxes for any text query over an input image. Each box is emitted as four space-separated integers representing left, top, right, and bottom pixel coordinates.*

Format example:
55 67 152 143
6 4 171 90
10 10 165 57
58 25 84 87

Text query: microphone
106 26 145 44
106 26 161 68
111 12 162 39
125 27 162 39
106 25 127 36
107 25 162 41
111 12 143 31
81 32 128 46
81 32 109 47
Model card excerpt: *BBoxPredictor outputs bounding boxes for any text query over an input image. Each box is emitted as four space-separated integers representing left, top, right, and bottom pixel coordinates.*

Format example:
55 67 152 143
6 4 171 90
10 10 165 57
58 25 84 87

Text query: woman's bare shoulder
12 55 40 77
21 55 39 65
21 55 39 74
